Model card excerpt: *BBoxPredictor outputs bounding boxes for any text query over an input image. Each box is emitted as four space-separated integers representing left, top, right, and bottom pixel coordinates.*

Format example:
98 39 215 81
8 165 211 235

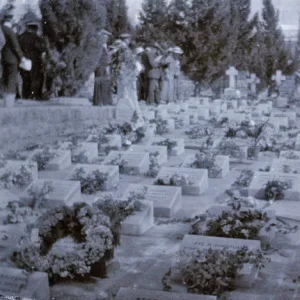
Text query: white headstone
226 66 238 89
272 70 286 87
127 145 168 165
247 74 260 94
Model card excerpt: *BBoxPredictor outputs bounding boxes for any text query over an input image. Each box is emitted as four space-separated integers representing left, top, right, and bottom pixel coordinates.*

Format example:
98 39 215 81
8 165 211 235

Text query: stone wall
0 106 116 153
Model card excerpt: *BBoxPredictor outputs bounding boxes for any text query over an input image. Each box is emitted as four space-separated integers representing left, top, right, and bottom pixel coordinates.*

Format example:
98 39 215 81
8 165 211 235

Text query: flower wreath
13 203 114 281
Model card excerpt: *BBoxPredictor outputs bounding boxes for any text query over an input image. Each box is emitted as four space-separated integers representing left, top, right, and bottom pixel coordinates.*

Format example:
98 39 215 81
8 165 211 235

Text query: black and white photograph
0 0 299 299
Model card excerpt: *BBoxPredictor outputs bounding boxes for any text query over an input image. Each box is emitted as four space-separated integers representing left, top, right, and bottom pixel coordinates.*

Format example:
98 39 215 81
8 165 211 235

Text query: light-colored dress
160 54 176 103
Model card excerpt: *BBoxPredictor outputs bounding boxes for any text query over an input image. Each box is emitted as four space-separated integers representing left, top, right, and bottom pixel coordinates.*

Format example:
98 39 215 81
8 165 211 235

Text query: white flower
125 140 132 146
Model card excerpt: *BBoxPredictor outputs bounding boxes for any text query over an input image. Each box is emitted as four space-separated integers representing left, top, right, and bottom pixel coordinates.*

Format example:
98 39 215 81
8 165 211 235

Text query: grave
0 189 20 209
248 171 300 201
86 134 122 153
50 97 91 106
21 179 81 208
44 150 71 171
115 287 216 300
279 150 300 160
274 96 288 108
268 115 289 130
59 142 98 163
181 155 230 178
121 200 154 236
0 266 50 300
197 106 210 120
102 151 150 174
184 136 222 152
271 111 296 127
187 108 199 124
272 70 286 90
247 73 260 94
270 158 300 174
122 184 182 218
174 234 261 288
68 164 119 190
127 145 168 165
155 167 208 195
150 137 185 156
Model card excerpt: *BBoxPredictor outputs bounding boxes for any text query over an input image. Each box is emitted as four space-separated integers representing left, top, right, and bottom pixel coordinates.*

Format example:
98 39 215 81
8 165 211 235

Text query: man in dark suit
19 22 46 100
1 13 25 104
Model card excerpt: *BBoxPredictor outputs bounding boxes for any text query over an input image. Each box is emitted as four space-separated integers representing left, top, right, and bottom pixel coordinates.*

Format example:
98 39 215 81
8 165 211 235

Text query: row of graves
0 68 300 299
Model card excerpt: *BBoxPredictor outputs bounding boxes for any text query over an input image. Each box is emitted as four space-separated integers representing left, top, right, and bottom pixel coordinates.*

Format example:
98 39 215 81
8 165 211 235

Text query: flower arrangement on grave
27 181 54 209
31 148 58 171
71 167 108 194
175 246 268 296
95 193 143 246
189 152 222 178
105 154 128 173
174 118 185 129
12 203 114 283
232 169 255 188
185 126 214 139
62 137 90 164
0 163 35 189
217 140 245 160
280 151 300 160
155 173 193 187
146 151 160 177
191 208 270 240
152 139 177 156
150 117 169 135
263 180 293 201
5 201 36 224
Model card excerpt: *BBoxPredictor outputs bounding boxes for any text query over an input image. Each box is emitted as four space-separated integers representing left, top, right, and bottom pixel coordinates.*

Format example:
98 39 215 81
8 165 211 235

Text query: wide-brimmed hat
26 22 39 30
120 33 131 39
134 47 144 55
99 29 112 36
172 46 184 54
167 47 174 53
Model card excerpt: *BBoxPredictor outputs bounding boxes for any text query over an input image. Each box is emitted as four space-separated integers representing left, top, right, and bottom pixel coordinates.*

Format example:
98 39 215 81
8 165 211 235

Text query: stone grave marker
121 200 154 236
127 145 168 165
197 106 210 120
21 179 81 208
102 151 149 174
0 189 19 209
226 66 238 89
280 150 300 160
269 115 289 130
115 287 216 300
272 70 286 88
68 164 119 190
184 136 222 152
247 73 260 94
296 133 300 151
171 112 190 128
175 234 261 288
86 134 122 153
248 171 300 201
122 184 182 218
44 150 71 171
0 160 38 187
271 111 296 127
150 137 185 156
60 142 98 163
181 155 229 178
270 158 300 174
0 266 50 300
50 97 91 106
209 103 221 117
155 167 208 195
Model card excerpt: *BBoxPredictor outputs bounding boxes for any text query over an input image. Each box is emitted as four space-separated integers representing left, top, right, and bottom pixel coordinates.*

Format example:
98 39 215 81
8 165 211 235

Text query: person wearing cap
93 29 114 106
18 21 46 100
173 46 183 102
1 13 26 104
134 46 145 101
160 47 177 103
146 44 163 105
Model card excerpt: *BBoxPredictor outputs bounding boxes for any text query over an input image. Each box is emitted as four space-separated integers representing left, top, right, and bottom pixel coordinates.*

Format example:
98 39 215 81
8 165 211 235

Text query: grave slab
115 287 216 300
155 167 208 195
0 189 20 209
121 200 154 236
102 151 150 174
269 115 289 130
68 164 119 190
181 155 229 178
128 145 168 165
44 150 71 171
270 158 300 174
150 137 185 156
86 134 122 153
296 134 300 151
122 184 182 218
279 150 300 160
0 266 50 300
50 97 91 106
248 171 300 201
21 179 81 207
272 111 296 127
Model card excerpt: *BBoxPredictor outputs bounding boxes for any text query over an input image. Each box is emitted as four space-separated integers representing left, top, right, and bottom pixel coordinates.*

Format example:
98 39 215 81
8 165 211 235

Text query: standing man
147 44 163 105
139 46 151 101
19 21 46 100
172 46 183 102
93 29 113 106
1 13 25 106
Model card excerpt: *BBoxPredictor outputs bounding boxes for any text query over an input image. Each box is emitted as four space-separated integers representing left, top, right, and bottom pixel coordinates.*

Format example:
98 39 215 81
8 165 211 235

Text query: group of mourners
93 29 184 107
0 13 46 103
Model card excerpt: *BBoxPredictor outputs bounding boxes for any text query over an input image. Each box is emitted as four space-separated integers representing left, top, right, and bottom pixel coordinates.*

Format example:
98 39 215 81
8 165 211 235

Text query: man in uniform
18 21 46 100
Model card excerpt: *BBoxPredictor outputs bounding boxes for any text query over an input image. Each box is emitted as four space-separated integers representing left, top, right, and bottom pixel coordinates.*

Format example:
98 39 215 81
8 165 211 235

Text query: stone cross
226 66 238 89
247 73 260 93
272 70 286 86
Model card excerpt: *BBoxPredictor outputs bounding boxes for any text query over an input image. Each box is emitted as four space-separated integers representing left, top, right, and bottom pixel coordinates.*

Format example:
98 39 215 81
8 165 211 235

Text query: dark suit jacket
1 24 23 64
95 45 111 78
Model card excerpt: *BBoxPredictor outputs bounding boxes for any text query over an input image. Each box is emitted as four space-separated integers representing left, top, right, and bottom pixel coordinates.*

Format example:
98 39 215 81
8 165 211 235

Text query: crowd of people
0 12 183 107
93 30 184 107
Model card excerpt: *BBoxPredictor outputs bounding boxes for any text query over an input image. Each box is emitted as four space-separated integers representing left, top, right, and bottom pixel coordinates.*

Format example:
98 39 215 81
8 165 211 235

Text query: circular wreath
13 203 114 281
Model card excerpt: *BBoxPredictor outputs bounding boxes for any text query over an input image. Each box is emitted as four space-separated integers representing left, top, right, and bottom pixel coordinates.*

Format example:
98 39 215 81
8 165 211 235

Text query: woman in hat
172 46 183 102
1 13 25 106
